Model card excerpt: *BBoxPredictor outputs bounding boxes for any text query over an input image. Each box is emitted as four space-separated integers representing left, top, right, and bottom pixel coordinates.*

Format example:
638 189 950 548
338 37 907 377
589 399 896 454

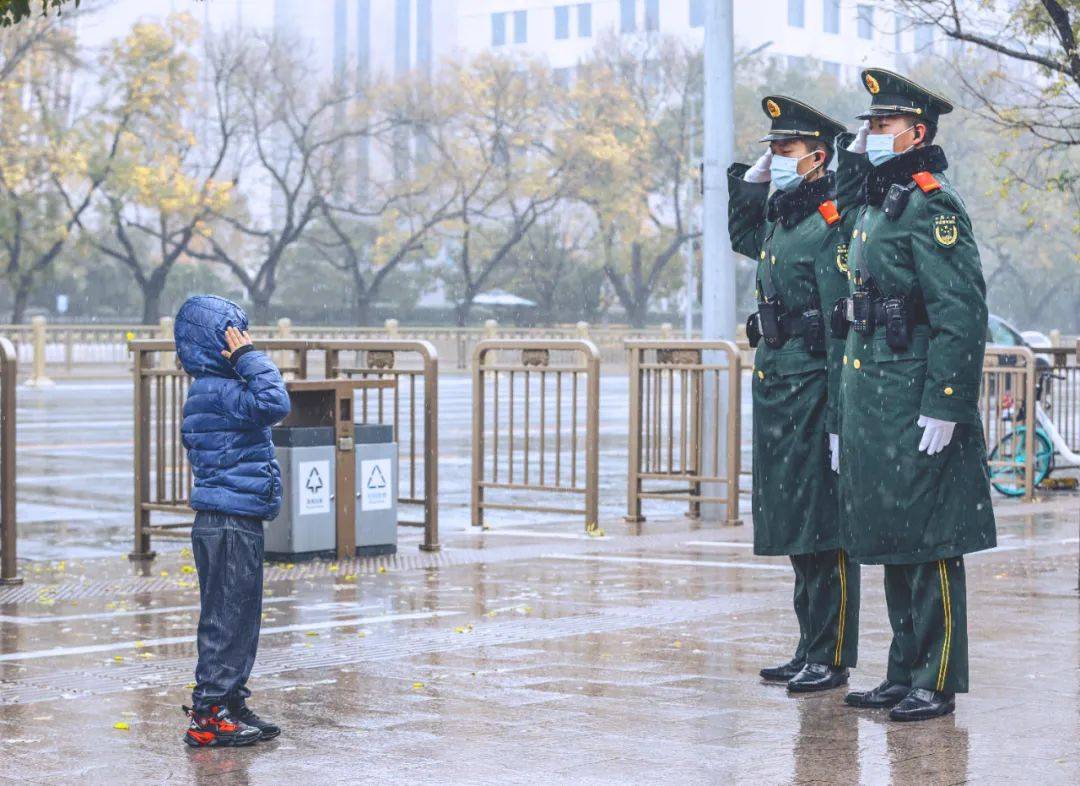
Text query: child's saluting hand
221 325 254 360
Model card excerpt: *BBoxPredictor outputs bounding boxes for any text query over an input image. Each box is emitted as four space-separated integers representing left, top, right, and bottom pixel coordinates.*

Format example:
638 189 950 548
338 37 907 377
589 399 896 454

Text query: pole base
128 550 157 562
0 576 23 586
623 515 646 523
418 544 441 553
724 517 744 527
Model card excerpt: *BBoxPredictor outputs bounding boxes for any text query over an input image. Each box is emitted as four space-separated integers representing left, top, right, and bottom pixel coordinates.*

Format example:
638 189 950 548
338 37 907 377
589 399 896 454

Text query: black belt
842 297 929 327
872 298 928 327
779 311 815 336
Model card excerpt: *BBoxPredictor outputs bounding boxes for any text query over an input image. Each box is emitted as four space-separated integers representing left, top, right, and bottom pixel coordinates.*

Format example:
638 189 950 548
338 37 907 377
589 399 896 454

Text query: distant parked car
1021 330 1053 349
987 314 1051 370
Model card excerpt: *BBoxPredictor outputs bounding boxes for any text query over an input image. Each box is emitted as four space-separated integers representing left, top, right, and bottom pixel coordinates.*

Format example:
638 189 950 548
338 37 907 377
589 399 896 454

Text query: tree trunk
140 279 164 325
626 298 648 329
10 281 31 324
352 293 373 326
249 293 272 325
454 299 473 327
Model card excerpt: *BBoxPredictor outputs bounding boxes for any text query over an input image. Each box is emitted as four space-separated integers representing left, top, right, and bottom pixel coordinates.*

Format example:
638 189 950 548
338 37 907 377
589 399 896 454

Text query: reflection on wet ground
1 497 1077 784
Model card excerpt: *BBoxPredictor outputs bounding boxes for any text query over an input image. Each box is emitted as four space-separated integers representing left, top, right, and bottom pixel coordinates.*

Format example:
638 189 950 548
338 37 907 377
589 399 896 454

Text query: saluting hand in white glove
917 415 956 455
743 149 773 183
846 121 870 155
829 433 839 473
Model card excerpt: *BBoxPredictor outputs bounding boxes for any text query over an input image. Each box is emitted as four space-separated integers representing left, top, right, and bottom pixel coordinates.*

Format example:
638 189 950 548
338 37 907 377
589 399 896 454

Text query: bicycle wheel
988 427 1054 496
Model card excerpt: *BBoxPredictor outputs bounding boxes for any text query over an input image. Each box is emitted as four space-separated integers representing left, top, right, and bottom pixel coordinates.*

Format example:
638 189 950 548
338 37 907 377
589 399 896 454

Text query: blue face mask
770 152 818 192
866 125 916 167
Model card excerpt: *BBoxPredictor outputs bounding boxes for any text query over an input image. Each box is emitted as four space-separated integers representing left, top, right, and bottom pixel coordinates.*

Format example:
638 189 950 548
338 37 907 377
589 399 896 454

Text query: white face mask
866 124 917 166
770 151 822 191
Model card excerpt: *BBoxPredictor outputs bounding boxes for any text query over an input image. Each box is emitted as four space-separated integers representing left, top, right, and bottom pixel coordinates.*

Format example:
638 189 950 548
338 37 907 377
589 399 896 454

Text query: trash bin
265 425 336 560
355 424 398 556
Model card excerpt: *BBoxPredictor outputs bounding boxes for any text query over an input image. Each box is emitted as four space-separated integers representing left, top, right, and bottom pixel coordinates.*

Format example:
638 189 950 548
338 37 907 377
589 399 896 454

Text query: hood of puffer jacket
174 295 249 379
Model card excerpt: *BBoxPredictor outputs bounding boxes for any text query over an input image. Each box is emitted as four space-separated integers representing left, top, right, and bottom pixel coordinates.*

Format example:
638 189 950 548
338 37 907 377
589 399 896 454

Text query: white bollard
24 315 53 387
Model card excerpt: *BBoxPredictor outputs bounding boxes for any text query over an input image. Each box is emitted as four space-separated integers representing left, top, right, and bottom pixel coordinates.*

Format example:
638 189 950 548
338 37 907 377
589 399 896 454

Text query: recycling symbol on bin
305 467 323 494
366 465 388 489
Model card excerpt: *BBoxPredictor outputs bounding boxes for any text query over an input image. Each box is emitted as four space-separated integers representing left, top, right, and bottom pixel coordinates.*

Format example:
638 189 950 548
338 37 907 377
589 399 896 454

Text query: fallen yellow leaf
113 722 129 731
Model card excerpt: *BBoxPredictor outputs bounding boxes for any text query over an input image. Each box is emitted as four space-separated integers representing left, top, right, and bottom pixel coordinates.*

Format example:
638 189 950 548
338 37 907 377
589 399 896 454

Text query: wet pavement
1 495 1077 784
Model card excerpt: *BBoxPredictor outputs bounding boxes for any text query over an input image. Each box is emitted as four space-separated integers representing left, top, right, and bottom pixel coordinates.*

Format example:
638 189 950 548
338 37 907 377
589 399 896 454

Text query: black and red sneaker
228 701 281 741
183 705 262 748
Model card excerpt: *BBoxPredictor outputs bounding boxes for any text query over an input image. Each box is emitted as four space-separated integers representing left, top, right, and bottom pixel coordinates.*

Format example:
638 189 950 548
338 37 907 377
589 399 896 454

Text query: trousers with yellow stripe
790 549 860 667
884 557 968 694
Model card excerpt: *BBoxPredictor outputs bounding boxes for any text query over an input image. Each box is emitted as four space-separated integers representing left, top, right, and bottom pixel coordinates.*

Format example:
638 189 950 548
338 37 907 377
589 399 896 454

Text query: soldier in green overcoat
727 96 860 693
832 69 997 721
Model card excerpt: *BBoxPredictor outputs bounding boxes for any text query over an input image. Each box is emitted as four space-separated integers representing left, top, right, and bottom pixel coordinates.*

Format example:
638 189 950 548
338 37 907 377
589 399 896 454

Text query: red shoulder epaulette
818 200 840 226
912 171 941 194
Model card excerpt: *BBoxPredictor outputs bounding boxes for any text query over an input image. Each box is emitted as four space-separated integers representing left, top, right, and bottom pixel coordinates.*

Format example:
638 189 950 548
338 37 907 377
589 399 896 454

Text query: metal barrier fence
471 340 600 531
129 338 439 558
980 346 1039 501
625 341 743 525
9 318 679 377
0 338 19 585
1038 344 1080 458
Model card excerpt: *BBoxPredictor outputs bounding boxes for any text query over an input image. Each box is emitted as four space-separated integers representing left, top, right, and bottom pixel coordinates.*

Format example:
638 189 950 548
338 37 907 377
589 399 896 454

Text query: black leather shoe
889 688 955 722
845 680 911 709
787 663 849 693
759 658 804 682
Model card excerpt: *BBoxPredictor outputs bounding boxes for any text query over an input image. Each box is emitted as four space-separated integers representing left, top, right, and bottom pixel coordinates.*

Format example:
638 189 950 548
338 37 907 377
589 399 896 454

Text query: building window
788 0 804 28
620 0 635 33
513 9 527 43
893 12 905 52
417 0 432 70
690 0 703 28
395 0 410 73
555 5 570 39
492 12 506 46
823 0 839 34
857 5 872 40
578 3 592 37
824 61 841 79
554 66 573 87
645 0 659 31
915 22 934 51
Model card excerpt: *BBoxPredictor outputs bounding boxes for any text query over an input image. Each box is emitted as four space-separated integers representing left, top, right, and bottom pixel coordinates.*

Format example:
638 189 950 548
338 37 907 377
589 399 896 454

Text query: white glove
846 121 870 154
743 149 773 183
829 433 839 473
917 415 956 455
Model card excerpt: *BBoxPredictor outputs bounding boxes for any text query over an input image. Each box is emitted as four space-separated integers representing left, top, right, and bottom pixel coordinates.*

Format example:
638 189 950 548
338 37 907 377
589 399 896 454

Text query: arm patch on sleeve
932 214 959 247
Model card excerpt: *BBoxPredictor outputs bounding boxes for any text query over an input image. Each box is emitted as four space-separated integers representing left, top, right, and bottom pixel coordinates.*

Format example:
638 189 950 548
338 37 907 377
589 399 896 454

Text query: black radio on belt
746 312 762 348
882 297 911 351
851 289 873 335
757 300 784 348
830 297 850 339
802 308 826 356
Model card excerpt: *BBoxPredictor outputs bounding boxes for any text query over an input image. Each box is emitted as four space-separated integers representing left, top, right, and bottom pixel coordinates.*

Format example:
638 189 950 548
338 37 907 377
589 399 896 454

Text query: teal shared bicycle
988 370 1078 496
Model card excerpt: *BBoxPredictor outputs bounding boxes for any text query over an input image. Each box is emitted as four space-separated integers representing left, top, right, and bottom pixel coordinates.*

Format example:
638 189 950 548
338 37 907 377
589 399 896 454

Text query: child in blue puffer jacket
174 295 291 748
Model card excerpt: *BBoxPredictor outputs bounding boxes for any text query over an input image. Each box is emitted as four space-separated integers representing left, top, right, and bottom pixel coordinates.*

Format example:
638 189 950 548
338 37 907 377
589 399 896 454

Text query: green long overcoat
833 142 996 564
728 165 849 556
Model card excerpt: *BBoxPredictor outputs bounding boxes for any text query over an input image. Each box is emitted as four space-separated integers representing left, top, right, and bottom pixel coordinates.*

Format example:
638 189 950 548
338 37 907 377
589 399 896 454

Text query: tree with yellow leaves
561 37 702 327
0 18 120 322
423 55 569 326
188 32 383 323
87 14 238 324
